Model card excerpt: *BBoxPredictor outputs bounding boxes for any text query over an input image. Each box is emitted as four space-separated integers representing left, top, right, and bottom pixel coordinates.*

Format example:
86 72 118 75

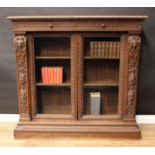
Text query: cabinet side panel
124 35 141 120
14 35 31 121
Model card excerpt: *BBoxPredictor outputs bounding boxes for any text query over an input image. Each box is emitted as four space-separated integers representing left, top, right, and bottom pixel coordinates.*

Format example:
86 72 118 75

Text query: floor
0 123 155 146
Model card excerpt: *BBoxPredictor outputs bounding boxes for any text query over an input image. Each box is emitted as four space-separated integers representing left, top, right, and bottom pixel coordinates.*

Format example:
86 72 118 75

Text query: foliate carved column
126 35 141 119
14 36 30 121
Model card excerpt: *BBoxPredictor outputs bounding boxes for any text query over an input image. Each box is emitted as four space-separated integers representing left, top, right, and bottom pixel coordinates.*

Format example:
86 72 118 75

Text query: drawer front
13 21 142 32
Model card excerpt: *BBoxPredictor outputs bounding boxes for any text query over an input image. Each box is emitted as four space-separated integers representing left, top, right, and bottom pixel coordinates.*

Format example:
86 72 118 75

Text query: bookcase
8 15 147 138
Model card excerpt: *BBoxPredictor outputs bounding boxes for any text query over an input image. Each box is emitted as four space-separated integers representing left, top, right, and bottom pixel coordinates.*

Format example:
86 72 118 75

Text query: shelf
84 56 119 60
35 56 70 60
36 82 71 87
84 82 119 88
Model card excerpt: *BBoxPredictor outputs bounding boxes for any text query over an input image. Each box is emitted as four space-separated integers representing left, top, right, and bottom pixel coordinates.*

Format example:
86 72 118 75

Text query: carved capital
14 36 30 121
126 35 141 119
128 36 141 52
14 36 26 53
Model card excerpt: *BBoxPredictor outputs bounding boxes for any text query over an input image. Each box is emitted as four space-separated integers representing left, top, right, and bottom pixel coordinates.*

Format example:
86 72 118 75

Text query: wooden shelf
36 82 71 87
35 56 70 60
84 82 119 87
84 56 119 60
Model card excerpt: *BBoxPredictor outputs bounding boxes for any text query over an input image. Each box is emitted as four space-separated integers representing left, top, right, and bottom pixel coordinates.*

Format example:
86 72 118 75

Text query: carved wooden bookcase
8 16 147 138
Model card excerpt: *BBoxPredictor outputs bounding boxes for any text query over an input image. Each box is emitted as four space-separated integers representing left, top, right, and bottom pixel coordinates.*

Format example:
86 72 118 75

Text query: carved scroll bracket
14 36 30 121
125 35 141 120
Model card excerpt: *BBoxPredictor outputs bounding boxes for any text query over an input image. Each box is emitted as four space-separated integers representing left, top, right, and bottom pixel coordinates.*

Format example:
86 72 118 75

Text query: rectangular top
7 15 148 21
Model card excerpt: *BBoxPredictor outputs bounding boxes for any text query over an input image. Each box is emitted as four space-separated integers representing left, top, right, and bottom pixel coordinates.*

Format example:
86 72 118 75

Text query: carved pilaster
125 35 141 119
14 36 30 121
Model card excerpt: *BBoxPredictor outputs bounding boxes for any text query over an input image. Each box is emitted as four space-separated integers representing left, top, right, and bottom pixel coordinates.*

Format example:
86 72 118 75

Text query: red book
57 67 60 84
44 67 47 84
49 67 52 84
46 67 48 84
47 67 50 84
60 67 63 83
58 67 61 84
56 67 59 84
53 67 56 84
50 67 54 84
41 67 45 83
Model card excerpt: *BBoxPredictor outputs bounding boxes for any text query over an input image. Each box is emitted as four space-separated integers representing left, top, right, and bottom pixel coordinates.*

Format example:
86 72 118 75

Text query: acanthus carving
127 35 141 118
14 36 29 120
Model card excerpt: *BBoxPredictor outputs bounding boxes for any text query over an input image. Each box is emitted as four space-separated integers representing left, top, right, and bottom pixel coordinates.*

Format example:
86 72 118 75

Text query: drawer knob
49 24 54 28
101 24 105 28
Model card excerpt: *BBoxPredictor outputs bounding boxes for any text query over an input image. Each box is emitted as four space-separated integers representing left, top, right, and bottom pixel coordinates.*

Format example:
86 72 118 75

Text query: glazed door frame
77 32 126 120
27 32 78 120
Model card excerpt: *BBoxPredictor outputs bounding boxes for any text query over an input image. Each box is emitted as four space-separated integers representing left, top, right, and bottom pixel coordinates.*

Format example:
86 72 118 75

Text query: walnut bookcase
8 16 147 138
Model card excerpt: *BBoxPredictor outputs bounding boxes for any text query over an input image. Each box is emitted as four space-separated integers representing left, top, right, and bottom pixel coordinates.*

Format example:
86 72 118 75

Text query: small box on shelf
90 92 101 115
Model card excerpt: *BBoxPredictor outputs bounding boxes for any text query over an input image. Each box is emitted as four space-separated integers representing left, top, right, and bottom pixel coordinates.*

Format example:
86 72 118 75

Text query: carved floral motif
14 36 29 119
127 36 141 117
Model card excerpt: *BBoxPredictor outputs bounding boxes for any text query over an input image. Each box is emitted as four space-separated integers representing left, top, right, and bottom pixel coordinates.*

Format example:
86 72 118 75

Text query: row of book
90 41 120 58
41 67 63 84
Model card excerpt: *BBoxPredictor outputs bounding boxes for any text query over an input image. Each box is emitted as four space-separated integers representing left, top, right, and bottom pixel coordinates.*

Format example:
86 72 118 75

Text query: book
117 42 120 58
90 92 101 115
41 67 45 83
94 42 97 58
113 42 117 58
53 67 56 84
98 42 101 58
90 42 94 57
104 42 108 58
101 42 104 58
109 42 112 58
51 67 54 84
107 42 110 58
59 67 63 83
45 67 47 83
47 67 51 84
56 67 59 84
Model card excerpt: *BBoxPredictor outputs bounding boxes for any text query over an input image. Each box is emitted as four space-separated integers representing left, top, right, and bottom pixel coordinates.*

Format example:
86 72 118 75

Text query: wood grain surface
0 123 155 146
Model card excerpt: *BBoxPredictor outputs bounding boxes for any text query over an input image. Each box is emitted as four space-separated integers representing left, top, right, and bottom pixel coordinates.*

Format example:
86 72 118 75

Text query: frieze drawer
12 21 142 32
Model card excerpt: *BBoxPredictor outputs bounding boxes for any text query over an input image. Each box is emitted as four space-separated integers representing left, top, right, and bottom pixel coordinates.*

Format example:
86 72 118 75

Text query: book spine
115 42 118 58
51 67 53 84
44 67 48 84
117 42 120 58
61 67 63 83
53 67 55 84
102 42 106 58
41 67 45 83
111 42 114 58
98 42 101 58
104 42 107 58
57 67 60 84
48 67 51 84
101 42 105 58
109 42 112 58
107 42 110 58
113 42 117 58
55 67 58 84
56 67 59 84
47 67 50 84
93 42 96 58
90 42 93 57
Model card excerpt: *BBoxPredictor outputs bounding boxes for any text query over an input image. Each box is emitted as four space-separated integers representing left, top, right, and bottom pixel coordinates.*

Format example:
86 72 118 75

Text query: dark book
117 42 120 58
